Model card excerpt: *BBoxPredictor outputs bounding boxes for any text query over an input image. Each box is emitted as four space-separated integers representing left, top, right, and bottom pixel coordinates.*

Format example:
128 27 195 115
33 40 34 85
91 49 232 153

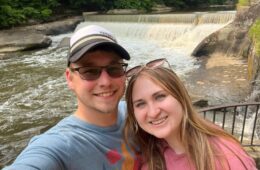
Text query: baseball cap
67 25 130 66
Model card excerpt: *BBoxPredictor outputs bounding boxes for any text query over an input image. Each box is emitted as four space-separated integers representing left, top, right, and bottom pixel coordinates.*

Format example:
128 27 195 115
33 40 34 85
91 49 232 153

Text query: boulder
0 30 51 53
151 4 174 13
192 2 260 57
0 16 83 53
57 37 70 48
106 9 145 14
27 16 83 35
193 99 209 108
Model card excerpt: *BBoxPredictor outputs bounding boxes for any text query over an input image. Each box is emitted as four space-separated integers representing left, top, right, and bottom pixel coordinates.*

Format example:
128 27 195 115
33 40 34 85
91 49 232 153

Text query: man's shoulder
118 100 127 116
28 115 93 149
118 100 126 109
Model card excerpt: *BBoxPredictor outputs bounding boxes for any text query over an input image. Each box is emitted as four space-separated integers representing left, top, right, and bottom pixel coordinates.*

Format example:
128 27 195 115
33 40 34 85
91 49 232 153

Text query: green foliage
65 0 107 10
46 0 60 8
163 0 185 7
114 0 155 11
22 7 40 17
13 0 59 9
0 0 59 28
237 0 249 6
249 19 260 56
0 5 26 27
163 0 226 8
22 6 53 20
40 8 52 18
208 0 225 4
62 0 154 11
0 0 236 28
154 0 164 3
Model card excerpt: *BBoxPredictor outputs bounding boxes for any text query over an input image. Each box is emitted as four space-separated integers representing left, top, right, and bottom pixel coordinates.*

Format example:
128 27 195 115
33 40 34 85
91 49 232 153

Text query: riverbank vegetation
0 0 235 29
237 0 249 6
249 19 260 56
238 0 259 55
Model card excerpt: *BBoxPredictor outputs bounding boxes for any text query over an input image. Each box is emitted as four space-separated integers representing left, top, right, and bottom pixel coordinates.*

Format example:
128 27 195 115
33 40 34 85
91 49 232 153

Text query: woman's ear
65 68 74 90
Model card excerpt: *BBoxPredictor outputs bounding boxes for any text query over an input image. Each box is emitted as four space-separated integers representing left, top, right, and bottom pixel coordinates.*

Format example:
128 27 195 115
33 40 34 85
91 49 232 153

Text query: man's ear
65 68 74 90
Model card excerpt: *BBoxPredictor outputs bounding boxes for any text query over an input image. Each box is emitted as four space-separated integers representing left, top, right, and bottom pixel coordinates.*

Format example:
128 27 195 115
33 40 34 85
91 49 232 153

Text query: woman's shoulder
210 136 257 170
210 136 244 153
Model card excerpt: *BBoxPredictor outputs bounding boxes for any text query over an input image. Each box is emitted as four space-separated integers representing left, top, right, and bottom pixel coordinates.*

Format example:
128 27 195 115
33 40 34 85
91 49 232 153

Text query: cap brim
68 40 130 64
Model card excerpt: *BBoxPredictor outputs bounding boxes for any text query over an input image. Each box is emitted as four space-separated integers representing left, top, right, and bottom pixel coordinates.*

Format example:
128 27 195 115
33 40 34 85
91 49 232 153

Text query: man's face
66 50 126 117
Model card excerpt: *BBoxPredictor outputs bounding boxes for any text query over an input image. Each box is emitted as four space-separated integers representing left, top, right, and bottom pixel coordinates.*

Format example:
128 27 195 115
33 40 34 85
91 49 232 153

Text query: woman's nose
147 104 160 118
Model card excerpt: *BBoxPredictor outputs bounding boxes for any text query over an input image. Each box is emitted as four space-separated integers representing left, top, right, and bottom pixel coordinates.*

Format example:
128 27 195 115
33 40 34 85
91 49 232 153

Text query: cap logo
99 31 117 42
70 35 115 54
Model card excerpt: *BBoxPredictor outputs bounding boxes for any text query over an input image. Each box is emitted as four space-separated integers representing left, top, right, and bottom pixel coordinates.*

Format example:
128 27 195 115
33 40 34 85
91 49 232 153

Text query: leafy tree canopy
0 0 233 28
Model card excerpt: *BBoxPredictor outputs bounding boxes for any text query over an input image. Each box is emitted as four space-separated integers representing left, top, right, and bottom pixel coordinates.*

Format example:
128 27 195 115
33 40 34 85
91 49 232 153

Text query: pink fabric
141 138 257 170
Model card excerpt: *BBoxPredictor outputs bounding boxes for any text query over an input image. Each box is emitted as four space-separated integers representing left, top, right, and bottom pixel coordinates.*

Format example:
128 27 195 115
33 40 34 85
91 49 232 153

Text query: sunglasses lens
146 58 166 68
126 66 142 77
79 67 101 80
73 63 127 80
107 64 126 78
126 58 171 78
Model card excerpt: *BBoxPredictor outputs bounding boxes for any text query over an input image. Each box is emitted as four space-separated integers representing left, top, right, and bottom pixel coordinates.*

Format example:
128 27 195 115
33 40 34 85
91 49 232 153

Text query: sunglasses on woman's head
126 58 171 77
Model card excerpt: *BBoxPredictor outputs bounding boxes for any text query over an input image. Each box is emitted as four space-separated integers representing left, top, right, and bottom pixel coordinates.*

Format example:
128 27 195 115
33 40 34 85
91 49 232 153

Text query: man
3 25 137 169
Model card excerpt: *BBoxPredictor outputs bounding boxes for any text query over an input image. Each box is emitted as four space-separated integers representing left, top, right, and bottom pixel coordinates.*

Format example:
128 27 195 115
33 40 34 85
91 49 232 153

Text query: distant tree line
0 0 235 28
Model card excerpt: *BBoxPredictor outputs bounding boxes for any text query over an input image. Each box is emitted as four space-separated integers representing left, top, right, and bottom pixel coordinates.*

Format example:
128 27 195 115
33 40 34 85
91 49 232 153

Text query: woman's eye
134 102 145 108
156 94 166 101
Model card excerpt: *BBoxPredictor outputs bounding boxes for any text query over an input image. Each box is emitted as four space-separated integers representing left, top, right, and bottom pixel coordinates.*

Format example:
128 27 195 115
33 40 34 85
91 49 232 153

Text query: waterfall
83 11 236 24
81 11 236 55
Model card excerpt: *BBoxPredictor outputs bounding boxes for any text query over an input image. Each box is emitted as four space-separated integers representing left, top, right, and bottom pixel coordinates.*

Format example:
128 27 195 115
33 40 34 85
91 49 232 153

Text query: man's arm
3 134 69 170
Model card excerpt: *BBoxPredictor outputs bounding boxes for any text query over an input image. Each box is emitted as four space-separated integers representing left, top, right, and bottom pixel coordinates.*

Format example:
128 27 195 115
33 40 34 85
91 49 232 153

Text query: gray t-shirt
3 101 136 170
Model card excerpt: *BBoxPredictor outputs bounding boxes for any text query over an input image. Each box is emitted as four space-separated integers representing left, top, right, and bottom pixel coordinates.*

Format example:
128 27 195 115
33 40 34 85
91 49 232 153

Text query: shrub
0 5 26 28
249 19 260 56
114 0 155 11
237 0 249 6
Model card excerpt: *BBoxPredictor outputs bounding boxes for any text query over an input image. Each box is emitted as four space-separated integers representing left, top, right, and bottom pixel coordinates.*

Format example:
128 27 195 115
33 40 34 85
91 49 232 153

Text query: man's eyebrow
111 59 123 63
81 59 122 66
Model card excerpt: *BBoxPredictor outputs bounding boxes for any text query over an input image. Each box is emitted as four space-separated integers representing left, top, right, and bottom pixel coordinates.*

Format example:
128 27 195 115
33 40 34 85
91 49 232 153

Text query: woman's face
132 75 183 141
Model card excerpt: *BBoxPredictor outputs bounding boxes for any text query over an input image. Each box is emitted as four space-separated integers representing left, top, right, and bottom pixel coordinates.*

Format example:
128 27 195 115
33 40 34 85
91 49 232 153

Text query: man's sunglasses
126 58 171 77
70 63 128 81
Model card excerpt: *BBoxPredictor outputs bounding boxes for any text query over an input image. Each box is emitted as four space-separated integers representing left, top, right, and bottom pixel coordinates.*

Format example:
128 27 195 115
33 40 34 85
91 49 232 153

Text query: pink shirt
142 138 257 170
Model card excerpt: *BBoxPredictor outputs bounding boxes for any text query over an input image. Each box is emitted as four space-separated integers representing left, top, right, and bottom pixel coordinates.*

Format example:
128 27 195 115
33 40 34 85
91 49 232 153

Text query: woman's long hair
124 67 247 170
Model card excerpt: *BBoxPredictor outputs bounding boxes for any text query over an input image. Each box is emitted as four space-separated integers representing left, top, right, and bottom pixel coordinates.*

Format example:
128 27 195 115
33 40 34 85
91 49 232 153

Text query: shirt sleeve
2 133 70 170
118 100 127 120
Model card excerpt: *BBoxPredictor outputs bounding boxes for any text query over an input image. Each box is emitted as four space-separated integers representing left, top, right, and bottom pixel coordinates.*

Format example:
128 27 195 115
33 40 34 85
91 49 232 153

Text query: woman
124 58 256 170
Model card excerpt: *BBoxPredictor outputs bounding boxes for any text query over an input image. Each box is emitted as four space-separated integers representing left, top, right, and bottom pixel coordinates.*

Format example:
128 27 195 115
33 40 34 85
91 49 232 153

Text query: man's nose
97 69 112 85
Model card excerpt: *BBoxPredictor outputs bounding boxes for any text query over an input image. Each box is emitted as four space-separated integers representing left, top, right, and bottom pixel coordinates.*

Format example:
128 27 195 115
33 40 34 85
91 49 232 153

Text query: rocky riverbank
184 53 250 106
0 16 83 57
192 1 260 104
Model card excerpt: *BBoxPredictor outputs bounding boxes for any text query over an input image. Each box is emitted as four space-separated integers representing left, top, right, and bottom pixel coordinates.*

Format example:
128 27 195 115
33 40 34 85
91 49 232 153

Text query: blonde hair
124 67 248 170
